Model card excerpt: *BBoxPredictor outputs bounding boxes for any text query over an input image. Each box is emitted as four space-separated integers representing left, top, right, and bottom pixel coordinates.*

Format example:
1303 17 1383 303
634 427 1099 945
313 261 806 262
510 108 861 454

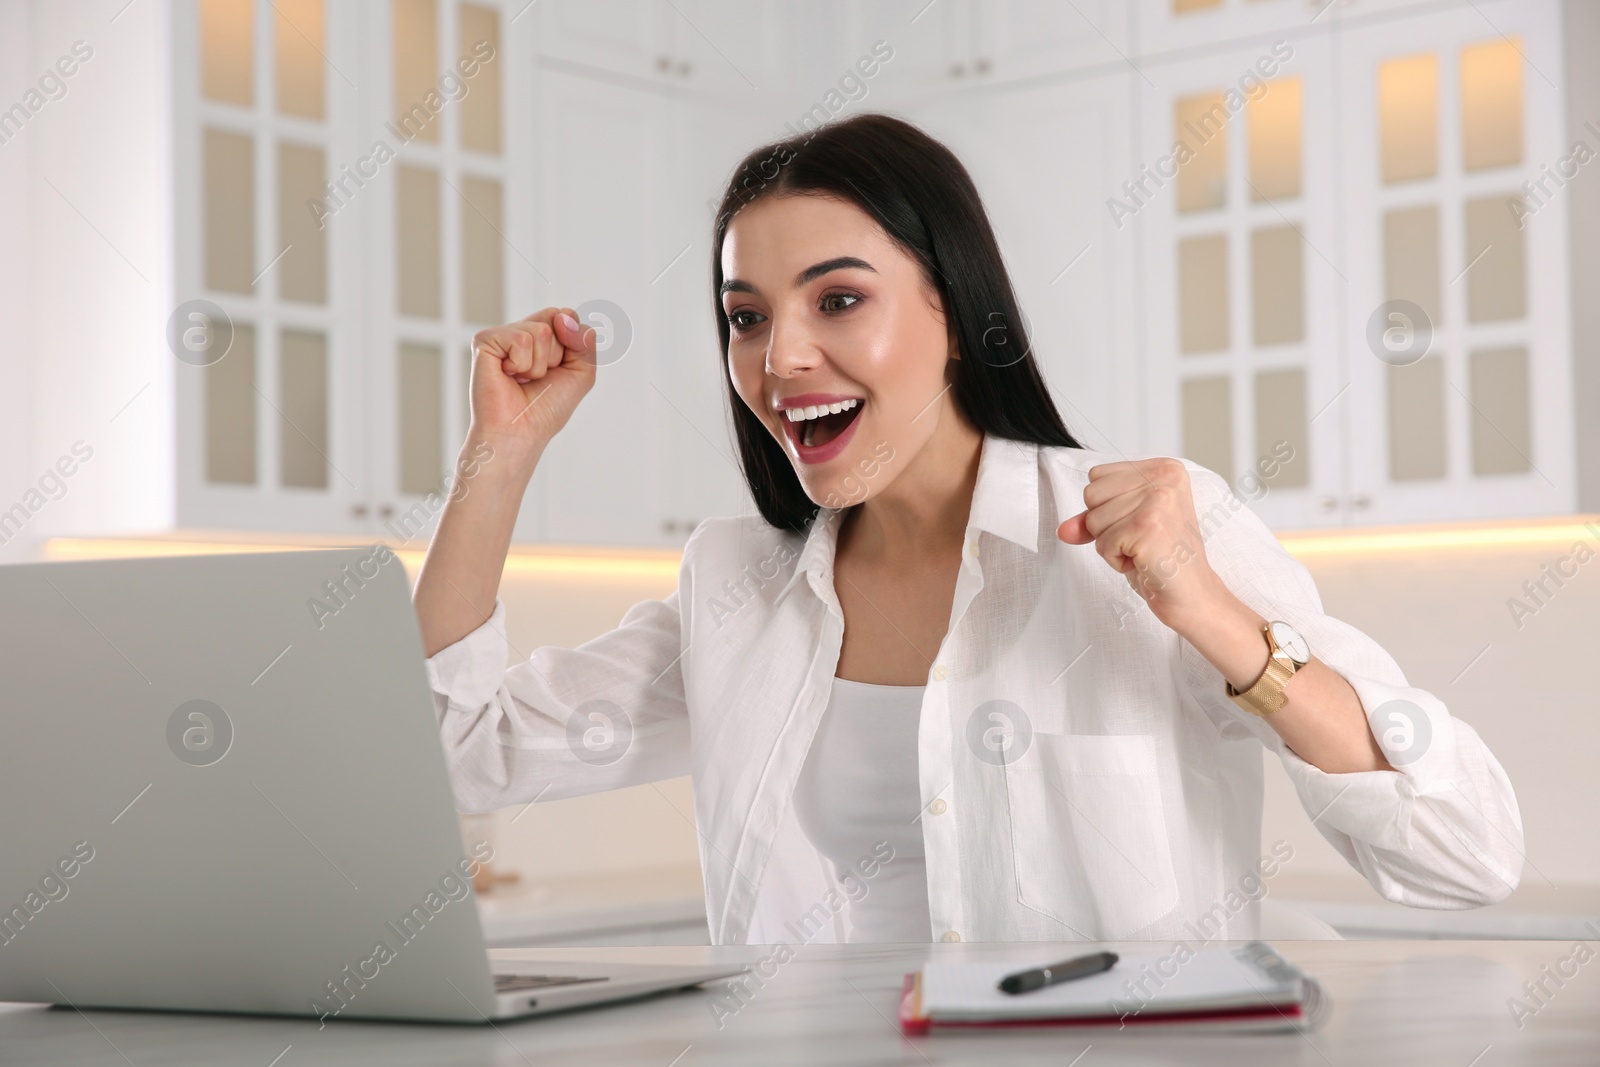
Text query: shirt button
931 664 948 681
969 541 980 558
928 798 948 816
942 931 961 943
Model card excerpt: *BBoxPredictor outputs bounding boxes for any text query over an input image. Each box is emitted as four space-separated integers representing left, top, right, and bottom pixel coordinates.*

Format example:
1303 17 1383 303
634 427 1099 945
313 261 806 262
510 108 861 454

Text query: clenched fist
1056 457 1224 630
469 307 597 467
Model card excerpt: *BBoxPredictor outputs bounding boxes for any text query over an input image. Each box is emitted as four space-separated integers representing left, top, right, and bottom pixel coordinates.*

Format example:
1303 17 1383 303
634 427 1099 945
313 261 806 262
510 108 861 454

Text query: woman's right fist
468 307 597 462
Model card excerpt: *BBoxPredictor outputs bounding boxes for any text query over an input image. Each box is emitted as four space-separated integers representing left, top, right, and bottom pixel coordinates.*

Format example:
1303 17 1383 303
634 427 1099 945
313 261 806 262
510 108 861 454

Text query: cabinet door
360 0 524 547
1334 0 1573 525
834 0 974 88
944 74 1142 461
524 68 670 547
1136 34 1344 531
652 96 771 542
530 0 671 81
1135 0 1445 55
174 0 372 534
969 0 1133 82
658 0 774 95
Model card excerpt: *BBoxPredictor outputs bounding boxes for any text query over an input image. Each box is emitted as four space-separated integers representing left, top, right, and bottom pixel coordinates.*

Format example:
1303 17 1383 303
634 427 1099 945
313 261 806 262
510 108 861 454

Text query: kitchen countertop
5 939 1597 1065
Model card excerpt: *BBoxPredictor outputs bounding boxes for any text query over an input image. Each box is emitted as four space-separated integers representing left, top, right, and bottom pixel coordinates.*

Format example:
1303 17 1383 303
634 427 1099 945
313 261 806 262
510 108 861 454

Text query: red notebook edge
899 972 930 1034
897 971 1306 1034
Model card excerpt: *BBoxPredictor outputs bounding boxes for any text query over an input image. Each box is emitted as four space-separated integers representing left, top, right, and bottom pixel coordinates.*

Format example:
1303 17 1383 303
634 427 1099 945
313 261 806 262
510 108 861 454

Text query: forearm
413 434 540 657
1169 575 1395 775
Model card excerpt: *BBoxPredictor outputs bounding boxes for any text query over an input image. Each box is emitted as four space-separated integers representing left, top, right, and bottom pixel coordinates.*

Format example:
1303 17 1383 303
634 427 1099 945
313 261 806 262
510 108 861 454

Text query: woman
415 114 1523 945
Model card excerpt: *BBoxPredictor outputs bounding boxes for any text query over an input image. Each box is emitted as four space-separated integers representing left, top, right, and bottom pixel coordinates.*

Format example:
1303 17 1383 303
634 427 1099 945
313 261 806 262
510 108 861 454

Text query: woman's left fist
1056 457 1219 627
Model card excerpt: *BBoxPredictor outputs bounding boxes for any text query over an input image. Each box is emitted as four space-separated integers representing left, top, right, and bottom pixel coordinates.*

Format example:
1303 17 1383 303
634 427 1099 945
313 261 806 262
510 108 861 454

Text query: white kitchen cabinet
650 96 770 541
832 0 1131 90
967 0 1134 83
529 0 772 97
172 0 372 535
1130 0 1574 528
938 73 1143 461
837 0 977 88
158 0 1584 549
1333 0 1574 525
522 68 672 547
529 0 672 81
1133 0 1443 55
1133 31 1346 531
173 0 533 545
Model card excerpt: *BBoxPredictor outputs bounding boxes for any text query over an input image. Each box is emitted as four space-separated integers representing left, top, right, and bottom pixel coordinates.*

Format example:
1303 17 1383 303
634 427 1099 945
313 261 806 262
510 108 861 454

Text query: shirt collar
774 433 1042 607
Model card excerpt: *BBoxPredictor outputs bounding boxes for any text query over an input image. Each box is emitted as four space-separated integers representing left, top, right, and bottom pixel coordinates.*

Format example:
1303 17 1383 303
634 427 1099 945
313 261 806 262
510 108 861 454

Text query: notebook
899 941 1328 1034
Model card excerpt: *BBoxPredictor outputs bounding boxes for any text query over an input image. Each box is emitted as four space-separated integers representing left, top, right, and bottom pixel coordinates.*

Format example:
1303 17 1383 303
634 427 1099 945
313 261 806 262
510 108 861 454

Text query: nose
763 315 823 380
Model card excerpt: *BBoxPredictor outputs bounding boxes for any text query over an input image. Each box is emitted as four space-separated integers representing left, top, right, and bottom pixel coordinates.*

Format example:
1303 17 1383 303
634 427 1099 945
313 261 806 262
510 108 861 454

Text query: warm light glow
200 0 253 106
1378 51 1438 183
42 516 1600 578
40 537 682 582
1460 36 1522 170
1276 518 1600 557
1248 76 1302 201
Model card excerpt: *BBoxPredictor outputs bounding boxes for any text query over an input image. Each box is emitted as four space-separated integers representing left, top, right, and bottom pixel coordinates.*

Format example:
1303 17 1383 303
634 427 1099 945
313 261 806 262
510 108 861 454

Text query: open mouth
783 398 864 453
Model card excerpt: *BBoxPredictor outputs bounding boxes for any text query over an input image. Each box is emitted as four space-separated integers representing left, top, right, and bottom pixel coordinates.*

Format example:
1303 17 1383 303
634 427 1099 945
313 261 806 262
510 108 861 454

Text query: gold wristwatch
1227 620 1311 716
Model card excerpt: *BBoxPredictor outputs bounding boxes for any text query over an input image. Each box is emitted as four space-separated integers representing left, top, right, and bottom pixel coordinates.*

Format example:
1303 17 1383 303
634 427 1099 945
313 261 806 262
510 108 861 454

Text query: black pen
997 950 1119 995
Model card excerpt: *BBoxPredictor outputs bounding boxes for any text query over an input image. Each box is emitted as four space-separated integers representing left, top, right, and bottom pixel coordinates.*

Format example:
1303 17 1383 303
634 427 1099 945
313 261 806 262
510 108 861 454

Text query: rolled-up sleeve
423 579 692 815
1177 463 1525 909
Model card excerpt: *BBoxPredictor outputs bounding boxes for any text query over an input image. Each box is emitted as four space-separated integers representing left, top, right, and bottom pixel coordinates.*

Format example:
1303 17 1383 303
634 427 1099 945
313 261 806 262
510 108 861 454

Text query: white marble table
3 940 1596 1065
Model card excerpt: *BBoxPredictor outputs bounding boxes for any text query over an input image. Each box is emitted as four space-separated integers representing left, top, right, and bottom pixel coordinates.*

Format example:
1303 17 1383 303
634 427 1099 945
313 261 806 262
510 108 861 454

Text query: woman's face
721 193 958 508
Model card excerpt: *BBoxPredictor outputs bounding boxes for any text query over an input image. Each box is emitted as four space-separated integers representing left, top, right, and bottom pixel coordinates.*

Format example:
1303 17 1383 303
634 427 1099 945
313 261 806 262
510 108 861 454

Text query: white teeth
784 398 859 422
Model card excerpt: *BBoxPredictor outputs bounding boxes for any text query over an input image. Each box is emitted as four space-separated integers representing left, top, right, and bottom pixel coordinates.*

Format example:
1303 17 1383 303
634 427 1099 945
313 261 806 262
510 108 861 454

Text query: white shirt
425 433 1525 945
792 677 932 942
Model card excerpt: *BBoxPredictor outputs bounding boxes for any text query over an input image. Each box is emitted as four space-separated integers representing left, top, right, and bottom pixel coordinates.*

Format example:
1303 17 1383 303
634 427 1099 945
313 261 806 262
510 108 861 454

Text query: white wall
0 0 175 567
0 1 37 564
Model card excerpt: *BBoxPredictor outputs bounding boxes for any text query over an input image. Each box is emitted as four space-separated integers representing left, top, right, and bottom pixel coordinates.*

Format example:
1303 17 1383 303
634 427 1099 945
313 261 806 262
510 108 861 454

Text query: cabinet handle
656 55 670 73
379 504 395 519
662 519 678 534
352 503 369 518
1317 496 1337 511
1350 495 1370 510
677 60 691 77
949 62 966 78
974 57 991 75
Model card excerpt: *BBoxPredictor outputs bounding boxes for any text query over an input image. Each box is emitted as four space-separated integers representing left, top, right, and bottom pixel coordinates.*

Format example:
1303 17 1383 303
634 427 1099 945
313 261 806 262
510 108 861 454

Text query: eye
820 292 861 314
727 308 767 334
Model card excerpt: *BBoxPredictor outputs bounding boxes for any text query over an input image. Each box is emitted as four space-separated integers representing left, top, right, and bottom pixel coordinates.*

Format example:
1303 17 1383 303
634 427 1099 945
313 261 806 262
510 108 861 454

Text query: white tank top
792 675 932 942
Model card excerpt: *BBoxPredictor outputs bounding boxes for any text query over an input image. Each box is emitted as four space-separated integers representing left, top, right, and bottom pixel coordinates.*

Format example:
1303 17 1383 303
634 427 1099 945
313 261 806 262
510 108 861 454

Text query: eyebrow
720 255 877 298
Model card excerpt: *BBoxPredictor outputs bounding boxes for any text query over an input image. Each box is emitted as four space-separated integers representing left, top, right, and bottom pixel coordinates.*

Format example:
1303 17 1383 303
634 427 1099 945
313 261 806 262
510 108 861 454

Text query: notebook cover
899 945 1326 1036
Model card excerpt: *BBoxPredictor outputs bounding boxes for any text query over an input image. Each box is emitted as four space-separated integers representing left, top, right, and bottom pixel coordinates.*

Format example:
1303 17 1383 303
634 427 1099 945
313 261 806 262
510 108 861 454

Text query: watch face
1269 621 1310 664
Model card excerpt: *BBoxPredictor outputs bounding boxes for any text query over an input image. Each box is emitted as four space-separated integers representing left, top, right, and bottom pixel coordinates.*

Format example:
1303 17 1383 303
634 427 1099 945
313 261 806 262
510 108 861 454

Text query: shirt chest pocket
1005 732 1180 939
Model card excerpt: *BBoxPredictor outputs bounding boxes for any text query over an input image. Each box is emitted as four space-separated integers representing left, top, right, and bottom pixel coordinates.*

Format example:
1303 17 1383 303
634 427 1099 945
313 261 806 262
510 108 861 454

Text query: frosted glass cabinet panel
202 128 254 295
273 0 325 119
279 329 329 490
199 0 252 105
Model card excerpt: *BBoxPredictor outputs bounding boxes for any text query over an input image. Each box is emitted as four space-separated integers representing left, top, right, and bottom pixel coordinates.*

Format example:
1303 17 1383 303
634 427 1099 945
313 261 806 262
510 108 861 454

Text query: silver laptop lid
0 548 500 1023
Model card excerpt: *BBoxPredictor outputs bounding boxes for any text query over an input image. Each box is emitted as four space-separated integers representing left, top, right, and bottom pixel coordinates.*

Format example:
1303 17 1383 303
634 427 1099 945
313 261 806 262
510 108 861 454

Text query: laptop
0 548 746 1023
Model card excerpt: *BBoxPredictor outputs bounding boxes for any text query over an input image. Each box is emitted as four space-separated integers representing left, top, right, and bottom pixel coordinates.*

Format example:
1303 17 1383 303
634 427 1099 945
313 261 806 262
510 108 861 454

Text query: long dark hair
711 113 1084 532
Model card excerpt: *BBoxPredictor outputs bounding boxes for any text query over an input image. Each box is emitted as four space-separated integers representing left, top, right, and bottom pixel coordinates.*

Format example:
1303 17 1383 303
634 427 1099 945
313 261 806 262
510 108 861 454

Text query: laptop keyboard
494 974 611 993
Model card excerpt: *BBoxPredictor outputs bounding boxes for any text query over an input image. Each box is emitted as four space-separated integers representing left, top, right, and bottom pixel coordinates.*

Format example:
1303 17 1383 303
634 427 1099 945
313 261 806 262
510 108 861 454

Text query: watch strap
1227 623 1301 716
1228 651 1296 716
